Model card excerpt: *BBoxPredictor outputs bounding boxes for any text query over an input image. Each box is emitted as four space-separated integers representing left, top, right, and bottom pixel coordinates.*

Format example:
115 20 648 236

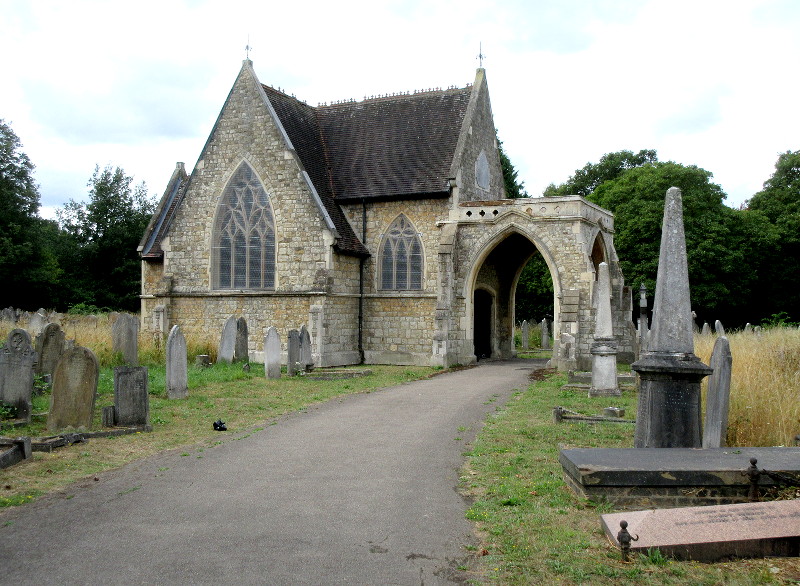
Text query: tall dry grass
695 326 800 447
0 314 218 367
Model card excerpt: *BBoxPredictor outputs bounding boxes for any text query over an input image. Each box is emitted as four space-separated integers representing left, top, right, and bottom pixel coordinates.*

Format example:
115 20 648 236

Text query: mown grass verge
462 367 800 585
1 363 435 507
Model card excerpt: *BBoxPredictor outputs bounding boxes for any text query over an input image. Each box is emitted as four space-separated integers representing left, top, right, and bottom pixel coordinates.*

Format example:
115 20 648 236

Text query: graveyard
0 308 797 582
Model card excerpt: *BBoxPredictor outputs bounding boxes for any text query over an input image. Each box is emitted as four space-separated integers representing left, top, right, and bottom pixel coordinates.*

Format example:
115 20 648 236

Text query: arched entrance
466 230 557 362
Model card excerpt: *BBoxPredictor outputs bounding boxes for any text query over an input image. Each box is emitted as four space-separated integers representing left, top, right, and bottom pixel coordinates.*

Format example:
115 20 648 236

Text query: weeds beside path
462 366 800 584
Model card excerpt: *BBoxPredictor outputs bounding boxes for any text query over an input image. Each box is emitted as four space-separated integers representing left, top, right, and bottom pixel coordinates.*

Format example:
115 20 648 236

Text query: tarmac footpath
0 359 540 585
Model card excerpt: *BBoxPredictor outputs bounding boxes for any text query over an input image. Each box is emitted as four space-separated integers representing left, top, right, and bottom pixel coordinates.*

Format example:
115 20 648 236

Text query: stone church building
139 60 635 370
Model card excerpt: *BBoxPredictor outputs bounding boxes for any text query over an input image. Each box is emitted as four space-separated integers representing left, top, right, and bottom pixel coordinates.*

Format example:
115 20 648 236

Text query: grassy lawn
1 362 435 507
461 365 800 585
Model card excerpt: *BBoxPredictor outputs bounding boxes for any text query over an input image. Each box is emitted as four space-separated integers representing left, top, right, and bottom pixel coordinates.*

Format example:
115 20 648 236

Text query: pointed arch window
212 162 276 290
379 214 423 291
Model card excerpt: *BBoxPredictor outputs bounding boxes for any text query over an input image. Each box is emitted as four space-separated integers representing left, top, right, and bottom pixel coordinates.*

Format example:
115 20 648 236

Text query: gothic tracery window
212 162 276 290
379 214 423 291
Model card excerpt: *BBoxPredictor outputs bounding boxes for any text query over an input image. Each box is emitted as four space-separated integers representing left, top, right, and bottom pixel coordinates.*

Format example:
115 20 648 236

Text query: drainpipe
358 198 366 364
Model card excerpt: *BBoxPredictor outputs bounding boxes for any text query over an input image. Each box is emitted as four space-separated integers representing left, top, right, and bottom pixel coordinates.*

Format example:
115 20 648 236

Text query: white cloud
1 0 798 212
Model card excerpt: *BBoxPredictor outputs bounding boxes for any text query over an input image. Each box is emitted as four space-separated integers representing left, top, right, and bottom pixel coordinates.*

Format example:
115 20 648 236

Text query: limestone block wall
363 296 438 365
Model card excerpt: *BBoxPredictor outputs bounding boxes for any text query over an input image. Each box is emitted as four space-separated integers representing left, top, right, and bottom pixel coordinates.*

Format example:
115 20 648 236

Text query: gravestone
703 336 733 448
264 326 281 379
218 316 237 363
589 263 620 397
35 322 66 378
632 188 711 448
754 326 762 336
113 366 149 426
601 499 800 562
541 318 550 350
111 313 139 366
715 320 726 336
744 323 752 334
701 322 711 336
152 305 168 336
0 329 37 422
47 346 99 432
638 283 649 352
28 311 47 336
300 325 313 372
521 320 529 350
287 329 301 376
234 317 249 363
166 325 188 399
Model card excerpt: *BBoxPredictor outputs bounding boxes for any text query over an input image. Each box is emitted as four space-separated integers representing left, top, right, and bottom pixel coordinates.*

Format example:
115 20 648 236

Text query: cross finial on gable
245 34 252 60
477 42 485 68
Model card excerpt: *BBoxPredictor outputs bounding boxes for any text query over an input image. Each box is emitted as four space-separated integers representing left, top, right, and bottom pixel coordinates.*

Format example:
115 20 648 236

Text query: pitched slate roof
142 78 473 260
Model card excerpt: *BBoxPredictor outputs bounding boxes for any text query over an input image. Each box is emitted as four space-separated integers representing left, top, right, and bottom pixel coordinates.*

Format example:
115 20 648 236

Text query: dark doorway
474 289 493 360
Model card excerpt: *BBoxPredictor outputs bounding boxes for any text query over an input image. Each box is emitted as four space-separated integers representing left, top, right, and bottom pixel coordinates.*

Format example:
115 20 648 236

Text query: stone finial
648 187 694 354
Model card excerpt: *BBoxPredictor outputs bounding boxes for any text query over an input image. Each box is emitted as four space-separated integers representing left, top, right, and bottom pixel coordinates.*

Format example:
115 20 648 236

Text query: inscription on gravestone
166 325 188 399
47 346 99 432
0 329 37 421
602 499 800 561
112 313 139 366
264 326 281 379
235 317 249 363
114 366 149 426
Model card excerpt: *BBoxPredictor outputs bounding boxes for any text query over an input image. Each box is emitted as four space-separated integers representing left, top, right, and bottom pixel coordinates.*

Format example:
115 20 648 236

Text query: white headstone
166 325 188 399
264 327 281 379
218 316 237 363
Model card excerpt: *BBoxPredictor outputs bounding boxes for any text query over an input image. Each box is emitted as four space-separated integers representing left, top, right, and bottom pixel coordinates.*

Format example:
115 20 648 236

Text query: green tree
57 166 155 311
0 120 61 309
498 136 527 198
746 150 800 321
543 149 658 197
587 161 767 326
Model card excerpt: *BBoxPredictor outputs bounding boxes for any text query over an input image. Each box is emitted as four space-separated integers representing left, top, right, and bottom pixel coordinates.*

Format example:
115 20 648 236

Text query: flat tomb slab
601 499 800 561
560 447 800 508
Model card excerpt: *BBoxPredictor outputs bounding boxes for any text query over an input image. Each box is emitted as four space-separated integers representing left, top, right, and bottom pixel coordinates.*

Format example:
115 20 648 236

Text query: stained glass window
212 162 275 290
379 215 423 290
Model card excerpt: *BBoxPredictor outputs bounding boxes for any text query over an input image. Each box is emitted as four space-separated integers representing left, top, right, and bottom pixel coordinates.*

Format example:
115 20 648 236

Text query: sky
2 0 799 219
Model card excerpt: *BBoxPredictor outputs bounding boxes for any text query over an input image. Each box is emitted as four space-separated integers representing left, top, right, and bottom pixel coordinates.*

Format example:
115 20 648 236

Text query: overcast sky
2 0 798 219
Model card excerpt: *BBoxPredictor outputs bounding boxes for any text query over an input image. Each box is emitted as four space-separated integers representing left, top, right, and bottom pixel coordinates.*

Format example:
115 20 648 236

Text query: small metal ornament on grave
617 520 639 562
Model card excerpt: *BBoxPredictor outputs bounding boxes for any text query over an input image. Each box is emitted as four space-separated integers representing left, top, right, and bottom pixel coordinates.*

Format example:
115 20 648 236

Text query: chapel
139 60 636 369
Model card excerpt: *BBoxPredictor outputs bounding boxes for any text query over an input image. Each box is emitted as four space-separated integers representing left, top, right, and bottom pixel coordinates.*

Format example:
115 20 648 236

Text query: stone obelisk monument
632 187 712 448
588 262 620 396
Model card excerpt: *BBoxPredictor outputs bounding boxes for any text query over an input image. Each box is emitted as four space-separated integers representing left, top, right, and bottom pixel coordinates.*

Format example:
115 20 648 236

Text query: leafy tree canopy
57 166 155 311
498 135 527 198
543 149 658 197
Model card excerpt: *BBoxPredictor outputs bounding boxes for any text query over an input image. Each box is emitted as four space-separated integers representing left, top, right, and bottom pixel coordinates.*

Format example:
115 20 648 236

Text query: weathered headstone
166 325 188 399
264 326 281 379
701 322 711 336
113 366 149 426
111 313 139 366
601 499 800 562
218 316 237 364
714 319 726 336
287 329 300 376
744 323 752 334
632 188 711 448
521 320 530 350
703 336 733 448
28 311 47 336
0 329 37 421
152 305 168 336
589 263 620 397
540 318 550 350
300 325 313 372
35 322 66 378
754 325 762 336
47 346 99 432
234 317 249 363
